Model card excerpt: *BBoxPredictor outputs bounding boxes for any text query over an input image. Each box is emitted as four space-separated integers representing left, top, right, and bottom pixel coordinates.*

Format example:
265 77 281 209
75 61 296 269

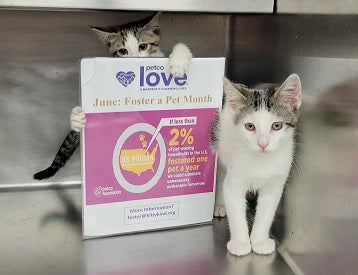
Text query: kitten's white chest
224 142 293 190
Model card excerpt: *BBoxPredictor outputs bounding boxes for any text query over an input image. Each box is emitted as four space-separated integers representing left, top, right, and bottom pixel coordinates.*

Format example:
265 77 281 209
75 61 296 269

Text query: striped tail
33 130 80 180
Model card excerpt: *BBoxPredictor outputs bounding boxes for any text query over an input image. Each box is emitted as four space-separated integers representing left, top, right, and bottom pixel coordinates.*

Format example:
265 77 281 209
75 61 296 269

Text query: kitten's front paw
251 238 276 255
227 239 252 256
169 57 189 77
70 106 86 132
213 205 226 217
169 43 192 77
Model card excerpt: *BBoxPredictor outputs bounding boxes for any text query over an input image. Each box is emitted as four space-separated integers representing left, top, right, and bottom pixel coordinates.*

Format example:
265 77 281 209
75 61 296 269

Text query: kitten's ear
275 74 302 109
91 27 116 47
142 12 161 34
223 77 247 111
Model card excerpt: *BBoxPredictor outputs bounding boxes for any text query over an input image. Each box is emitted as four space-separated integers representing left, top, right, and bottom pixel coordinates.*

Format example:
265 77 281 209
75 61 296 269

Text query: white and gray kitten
34 12 192 180
211 74 302 256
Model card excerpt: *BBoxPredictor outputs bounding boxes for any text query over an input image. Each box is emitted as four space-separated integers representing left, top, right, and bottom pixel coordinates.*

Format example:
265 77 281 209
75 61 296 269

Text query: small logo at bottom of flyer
94 186 121 197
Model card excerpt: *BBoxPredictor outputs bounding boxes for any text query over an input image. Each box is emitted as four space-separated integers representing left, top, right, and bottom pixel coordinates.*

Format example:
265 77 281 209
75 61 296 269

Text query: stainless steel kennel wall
0 1 357 274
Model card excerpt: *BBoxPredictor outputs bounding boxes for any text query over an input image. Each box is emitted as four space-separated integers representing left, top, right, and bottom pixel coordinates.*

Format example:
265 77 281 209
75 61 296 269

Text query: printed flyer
81 57 225 238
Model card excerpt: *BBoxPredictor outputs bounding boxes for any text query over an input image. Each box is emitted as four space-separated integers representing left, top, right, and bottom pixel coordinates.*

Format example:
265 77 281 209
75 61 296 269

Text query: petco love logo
115 65 187 90
139 65 187 87
116 71 136 87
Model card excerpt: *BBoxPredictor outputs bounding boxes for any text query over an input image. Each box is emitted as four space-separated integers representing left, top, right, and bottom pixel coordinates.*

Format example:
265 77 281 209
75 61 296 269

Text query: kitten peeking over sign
211 74 302 256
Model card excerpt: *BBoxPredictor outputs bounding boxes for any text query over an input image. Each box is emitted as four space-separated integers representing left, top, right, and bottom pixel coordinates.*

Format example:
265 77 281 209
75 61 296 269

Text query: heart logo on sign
116 71 136 87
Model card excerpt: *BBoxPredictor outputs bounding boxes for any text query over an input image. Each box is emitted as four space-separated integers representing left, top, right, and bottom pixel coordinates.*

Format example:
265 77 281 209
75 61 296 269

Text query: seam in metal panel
277 247 306 275
224 14 235 78
0 181 81 192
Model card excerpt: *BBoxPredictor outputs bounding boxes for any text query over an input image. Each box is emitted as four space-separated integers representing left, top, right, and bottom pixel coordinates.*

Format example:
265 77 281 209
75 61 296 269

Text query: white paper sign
81 57 225 238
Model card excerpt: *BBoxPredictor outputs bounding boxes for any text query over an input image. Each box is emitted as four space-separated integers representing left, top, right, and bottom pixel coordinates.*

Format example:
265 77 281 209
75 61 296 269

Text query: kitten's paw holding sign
227 239 252 256
251 238 276 255
213 205 226 217
70 106 86 132
169 43 192 77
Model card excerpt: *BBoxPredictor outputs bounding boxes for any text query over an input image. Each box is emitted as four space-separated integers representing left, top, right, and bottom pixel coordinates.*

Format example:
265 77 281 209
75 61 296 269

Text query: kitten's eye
115 48 128 56
139 44 148 51
245 123 256 131
272 122 283 131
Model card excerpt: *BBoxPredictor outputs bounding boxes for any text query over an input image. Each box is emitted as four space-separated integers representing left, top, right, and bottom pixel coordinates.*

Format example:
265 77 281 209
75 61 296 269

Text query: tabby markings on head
91 12 163 58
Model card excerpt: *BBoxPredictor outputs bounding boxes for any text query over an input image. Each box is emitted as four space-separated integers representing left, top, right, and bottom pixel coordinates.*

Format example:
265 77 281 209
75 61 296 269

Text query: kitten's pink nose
258 142 269 151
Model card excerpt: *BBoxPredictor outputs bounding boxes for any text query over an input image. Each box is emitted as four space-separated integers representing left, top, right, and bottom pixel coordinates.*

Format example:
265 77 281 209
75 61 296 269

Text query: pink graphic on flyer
84 108 218 205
